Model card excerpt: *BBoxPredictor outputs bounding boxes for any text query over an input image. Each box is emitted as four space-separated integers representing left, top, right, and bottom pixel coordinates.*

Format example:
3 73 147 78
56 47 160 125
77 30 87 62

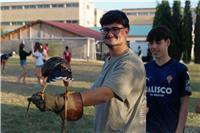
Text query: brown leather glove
27 91 83 121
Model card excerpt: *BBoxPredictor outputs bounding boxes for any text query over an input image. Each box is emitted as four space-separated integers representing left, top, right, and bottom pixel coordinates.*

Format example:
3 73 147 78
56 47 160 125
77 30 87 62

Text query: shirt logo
185 80 191 92
147 86 173 97
167 75 173 84
146 76 151 82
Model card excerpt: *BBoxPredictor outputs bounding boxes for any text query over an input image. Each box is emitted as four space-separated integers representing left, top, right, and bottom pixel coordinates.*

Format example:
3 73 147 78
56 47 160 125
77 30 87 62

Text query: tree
171 0 183 61
153 0 172 28
153 2 162 27
194 0 200 64
153 0 175 57
182 0 193 63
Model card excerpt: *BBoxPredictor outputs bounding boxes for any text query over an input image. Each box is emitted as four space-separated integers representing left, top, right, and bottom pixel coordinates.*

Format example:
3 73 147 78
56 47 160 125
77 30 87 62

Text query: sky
0 0 199 10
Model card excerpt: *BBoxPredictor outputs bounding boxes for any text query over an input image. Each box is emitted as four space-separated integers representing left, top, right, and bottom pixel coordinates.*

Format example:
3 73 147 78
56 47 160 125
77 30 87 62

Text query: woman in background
32 42 44 85
17 43 32 83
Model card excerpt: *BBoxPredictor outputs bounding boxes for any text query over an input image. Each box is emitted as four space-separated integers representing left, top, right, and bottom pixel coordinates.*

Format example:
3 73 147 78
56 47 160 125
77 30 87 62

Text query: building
94 8 105 27
0 0 104 32
123 7 196 25
123 8 156 25
1 20 101 60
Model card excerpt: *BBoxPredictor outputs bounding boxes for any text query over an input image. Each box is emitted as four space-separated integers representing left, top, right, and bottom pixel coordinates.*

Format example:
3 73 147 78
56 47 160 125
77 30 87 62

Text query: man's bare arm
81 87 114 106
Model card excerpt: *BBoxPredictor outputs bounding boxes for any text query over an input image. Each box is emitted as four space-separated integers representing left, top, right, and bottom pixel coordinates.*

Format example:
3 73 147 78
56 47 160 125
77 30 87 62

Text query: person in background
42 43 48 62
1 52 13 71
44 43 49 54
146 48 153 62
17 43 32 83
137 45 142 57
32 42 44 85
63 46 72 66
145 26 191 133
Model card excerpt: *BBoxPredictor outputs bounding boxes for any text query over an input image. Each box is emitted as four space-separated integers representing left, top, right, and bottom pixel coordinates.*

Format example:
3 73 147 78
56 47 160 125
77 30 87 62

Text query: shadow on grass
1 104 94 133
2 59 101 82
185 125 200 133
1 80 88 97
189 97 200 112
191 81 200 91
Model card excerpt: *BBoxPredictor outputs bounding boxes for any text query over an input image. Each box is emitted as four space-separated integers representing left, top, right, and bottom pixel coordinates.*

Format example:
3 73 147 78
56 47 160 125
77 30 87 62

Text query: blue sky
0 0 199 10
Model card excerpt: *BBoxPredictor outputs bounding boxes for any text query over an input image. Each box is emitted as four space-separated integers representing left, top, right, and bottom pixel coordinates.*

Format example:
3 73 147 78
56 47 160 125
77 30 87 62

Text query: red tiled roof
39 20 101 40
1 20 101 40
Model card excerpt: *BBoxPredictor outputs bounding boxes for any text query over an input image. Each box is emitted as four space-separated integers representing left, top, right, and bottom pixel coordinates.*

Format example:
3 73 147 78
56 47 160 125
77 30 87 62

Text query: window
55 20 65 23
87 5 90 9
66 3 79 7
66 20 79 24
12 21 23 25
126 12 137 15
1 22 10 26
138 12 148 16
37 4 50 8
24 5 36 9
52 4 64 8
149 12 155 15
72 20 78 24
1 6 10 10
24 21 31 25
11 5 23 10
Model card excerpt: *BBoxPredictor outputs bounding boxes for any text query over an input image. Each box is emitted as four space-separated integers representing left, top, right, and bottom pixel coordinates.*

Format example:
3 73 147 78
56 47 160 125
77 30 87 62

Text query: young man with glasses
87 10 146 132
145 26 191 133
31 10 146 133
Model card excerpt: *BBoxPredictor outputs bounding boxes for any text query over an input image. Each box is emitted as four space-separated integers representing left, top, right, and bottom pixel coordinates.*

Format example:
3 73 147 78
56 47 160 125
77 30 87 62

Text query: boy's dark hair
146 26 172 42
65 46 69 50
100 10 129 30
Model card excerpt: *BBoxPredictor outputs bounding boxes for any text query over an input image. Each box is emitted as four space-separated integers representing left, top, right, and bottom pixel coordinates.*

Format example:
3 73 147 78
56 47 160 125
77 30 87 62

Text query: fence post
87 38 90 61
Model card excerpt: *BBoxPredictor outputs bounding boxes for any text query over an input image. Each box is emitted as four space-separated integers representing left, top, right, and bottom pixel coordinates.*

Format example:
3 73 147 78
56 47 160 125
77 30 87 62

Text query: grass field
1 56 200 133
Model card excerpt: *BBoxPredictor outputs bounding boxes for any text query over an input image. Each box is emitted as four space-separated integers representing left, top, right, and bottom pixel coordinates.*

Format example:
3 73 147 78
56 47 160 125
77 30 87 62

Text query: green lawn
1 56 200 133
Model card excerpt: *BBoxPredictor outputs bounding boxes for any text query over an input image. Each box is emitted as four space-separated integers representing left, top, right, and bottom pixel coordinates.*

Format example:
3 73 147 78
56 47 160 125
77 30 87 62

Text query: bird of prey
41 57 73 93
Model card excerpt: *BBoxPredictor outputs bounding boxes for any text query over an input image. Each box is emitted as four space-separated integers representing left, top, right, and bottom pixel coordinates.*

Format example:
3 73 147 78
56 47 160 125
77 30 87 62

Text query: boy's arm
175 96 189 133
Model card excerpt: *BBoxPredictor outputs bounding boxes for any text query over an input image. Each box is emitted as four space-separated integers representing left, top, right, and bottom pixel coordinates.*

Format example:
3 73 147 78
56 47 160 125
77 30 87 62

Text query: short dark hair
100 10 129 30
146 26 172 42
65 46 69 50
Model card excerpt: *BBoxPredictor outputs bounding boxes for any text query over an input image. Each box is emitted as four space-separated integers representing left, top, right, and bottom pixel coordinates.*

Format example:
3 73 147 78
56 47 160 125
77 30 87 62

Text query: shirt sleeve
178 66 192 97
33 52 39 58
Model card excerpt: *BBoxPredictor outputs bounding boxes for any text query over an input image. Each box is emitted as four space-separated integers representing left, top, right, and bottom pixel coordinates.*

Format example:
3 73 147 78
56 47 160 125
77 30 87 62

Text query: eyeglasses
100 27 126 35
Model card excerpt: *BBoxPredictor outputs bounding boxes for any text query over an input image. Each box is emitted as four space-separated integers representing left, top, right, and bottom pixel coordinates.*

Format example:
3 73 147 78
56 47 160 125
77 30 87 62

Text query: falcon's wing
42 57 72 83
46 64 72 83
42 57 66 78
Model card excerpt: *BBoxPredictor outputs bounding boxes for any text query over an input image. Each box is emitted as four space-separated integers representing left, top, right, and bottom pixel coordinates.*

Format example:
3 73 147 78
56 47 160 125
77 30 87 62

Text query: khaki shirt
92 49 146 133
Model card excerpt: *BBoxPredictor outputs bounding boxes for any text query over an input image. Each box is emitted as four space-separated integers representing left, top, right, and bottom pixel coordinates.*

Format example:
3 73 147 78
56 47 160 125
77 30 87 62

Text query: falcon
41 57 73 93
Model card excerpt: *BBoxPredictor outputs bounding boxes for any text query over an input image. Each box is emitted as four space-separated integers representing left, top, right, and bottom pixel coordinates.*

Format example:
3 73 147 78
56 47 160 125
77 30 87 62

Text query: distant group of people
17 42 49 84
16 42 72 85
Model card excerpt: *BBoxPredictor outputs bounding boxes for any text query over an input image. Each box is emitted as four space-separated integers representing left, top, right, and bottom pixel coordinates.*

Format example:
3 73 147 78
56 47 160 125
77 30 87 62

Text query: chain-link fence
1 37 97 61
